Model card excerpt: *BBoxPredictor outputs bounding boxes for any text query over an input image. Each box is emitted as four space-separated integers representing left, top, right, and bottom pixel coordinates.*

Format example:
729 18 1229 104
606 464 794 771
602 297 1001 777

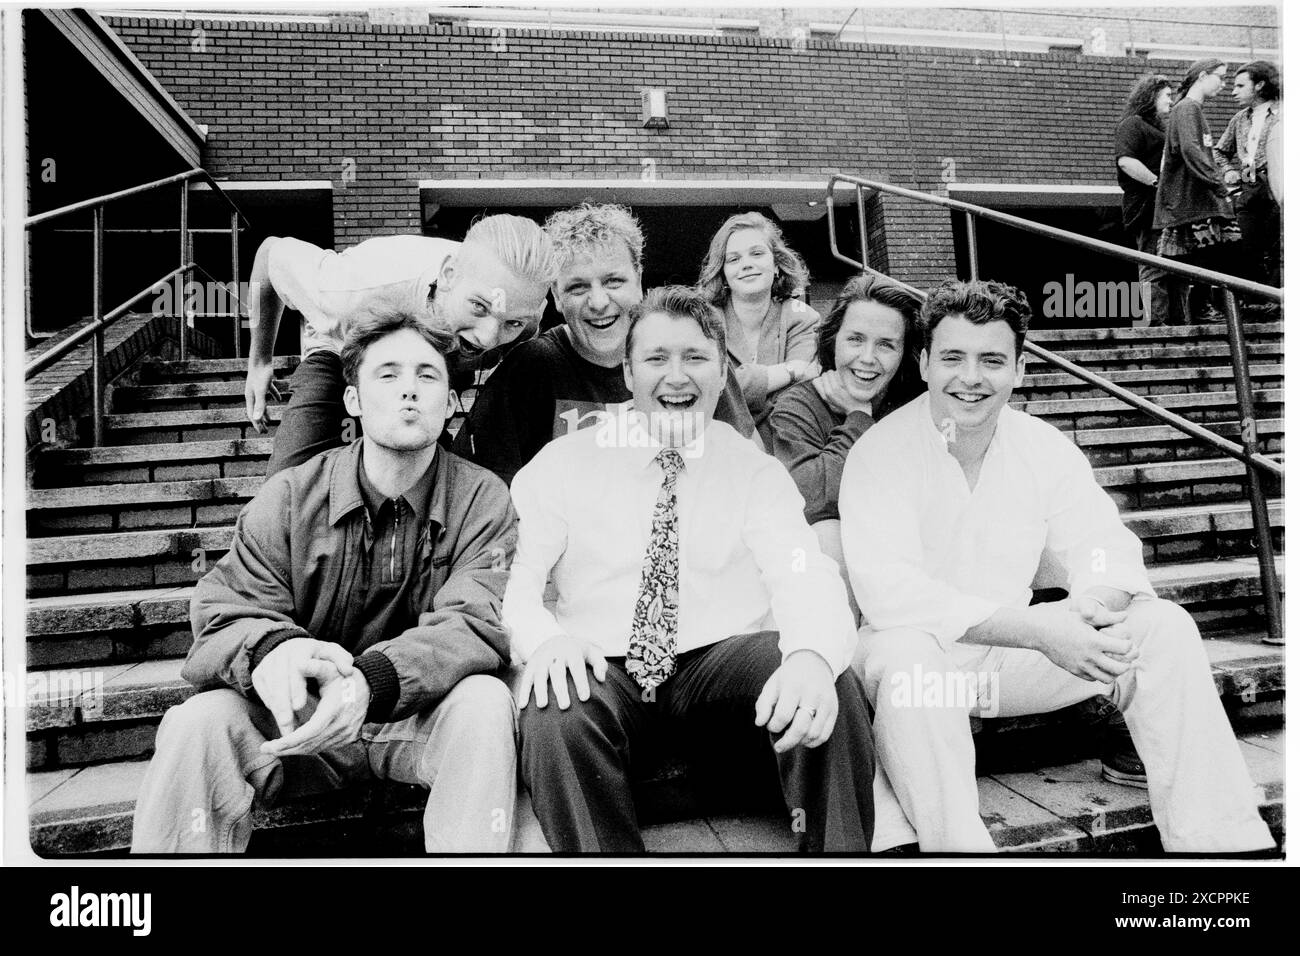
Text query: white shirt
840 394 1154 649
504 405 858 674
268 235 459 356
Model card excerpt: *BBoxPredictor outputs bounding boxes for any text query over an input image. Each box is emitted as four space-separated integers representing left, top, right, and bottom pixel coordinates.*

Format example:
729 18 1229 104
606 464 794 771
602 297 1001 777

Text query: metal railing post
91 206 105 446
178 182 190 361
856 185 870 269
230 210 241 358
1222 291 1283 643
965 211 979 279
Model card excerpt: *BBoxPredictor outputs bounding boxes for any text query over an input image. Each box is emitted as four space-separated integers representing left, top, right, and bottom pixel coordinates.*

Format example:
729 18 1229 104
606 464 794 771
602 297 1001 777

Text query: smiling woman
698 211 821 449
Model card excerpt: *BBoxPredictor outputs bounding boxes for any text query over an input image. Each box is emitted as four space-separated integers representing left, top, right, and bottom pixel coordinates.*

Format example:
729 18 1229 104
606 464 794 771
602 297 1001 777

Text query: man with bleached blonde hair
245 214 560 475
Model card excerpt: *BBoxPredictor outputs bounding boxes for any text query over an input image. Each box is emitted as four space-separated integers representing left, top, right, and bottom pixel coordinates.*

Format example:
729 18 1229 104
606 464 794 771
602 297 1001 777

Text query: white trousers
858 598 1275 853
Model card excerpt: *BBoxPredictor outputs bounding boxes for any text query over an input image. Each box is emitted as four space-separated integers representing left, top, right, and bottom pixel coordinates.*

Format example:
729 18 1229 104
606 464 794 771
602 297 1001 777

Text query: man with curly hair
453 203 756 485
840 278 1274 854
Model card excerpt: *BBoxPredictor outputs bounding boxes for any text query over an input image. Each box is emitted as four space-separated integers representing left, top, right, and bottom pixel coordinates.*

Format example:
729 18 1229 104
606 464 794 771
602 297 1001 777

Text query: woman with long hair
1115 73 1177 324
698 211 821 447
1152 58 1240 322
769 272 924 620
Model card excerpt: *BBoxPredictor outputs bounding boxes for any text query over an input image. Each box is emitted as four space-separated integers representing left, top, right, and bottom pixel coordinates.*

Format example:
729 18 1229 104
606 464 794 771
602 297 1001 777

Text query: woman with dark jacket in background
1114 73 1178 325
1152 58 1240 323
769 273 924 621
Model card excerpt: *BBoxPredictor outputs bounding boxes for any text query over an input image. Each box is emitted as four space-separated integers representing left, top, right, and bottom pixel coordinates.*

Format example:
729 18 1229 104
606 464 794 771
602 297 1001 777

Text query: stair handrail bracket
826 173 1283 645
24 170 250 446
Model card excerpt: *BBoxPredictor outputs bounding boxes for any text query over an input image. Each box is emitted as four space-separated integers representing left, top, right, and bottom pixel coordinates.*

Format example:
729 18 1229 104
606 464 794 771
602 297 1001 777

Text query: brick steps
1025 341 1281 370
1073 418 1283 466
1096 455 1282 510
27 527 232 598
1011 388 1282 430
35 438 274 486
1019 364 1281 402
26 722 1283 856
103 406 284 445
27 476 263 536
140 355 299 382
111 379 294 411
1027 321 1280 344
26 586 194 669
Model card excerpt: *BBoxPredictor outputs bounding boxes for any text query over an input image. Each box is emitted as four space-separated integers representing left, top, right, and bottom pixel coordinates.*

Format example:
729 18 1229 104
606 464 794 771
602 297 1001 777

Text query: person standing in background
1115 73 1179 326
698 212 821 449
1216 60 1282 291
1152 59 1240 324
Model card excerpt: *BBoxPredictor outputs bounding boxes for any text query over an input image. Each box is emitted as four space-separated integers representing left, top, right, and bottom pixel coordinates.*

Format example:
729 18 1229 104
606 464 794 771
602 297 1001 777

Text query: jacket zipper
390 503 399 583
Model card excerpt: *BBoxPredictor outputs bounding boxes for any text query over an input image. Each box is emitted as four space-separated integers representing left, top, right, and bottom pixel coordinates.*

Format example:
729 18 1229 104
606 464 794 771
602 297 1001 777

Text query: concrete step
1024 341 1281 371
1124 499 1284 564
1147 556 1285 633
111 379 294 412
1096 455 1283 510
34 438 273 486
1027 321 1281 344
26 527 233 598
139 355 300 383
26 720 1283 856
1073 418 1283 466
103 406 283 445
1011 388 1282 431
26 586 195 669
1019 364 1282 402
27 476 263 535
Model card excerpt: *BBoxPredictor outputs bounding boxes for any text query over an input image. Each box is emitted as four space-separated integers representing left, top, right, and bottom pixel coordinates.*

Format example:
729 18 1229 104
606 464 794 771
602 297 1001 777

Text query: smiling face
921 314 1024 442
1232 70 1264 108
434 242 549 353
623 310 726 447
834 300 907 411
722 227 776 300
342 327 455 452
554 242 643 366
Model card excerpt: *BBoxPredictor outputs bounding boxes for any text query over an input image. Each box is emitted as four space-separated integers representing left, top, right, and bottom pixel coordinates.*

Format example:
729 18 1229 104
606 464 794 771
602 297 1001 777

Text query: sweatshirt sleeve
769 386 872 525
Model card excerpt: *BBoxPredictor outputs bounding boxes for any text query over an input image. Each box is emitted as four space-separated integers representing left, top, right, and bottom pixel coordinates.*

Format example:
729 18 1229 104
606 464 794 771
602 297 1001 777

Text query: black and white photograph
0 0 1290 893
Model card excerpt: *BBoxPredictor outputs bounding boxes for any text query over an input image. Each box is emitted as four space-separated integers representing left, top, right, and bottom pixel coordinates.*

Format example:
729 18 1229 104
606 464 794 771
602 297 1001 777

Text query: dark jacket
184 439 517 723
1153 97 1234 230
769 380 874 525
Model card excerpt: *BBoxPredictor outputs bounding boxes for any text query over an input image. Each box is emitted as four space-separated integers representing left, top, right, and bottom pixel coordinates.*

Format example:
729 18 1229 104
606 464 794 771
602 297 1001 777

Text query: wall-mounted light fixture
641 88 669 129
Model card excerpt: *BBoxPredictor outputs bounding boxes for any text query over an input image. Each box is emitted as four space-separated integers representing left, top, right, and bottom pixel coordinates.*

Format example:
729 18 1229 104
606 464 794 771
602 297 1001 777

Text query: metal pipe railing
25 169 249 444
826 173 1284 643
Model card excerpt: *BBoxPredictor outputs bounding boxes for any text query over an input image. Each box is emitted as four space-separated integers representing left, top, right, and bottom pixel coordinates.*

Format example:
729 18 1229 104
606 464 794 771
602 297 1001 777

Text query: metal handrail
826 172 1283 643
25 169 250 444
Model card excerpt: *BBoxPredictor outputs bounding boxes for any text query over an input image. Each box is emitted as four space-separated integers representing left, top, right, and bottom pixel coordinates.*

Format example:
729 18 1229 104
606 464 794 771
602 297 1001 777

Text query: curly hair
1237 60 1281 102
1123 73 1172 125
816 272 926 419
697 211 810 307
542 202 645 275
921 279 1032 356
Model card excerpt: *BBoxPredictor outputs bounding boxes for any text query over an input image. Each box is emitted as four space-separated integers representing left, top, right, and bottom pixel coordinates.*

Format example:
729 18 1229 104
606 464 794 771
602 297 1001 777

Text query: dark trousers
1235 181 1282 290
519 631 876 853
266 350 356 477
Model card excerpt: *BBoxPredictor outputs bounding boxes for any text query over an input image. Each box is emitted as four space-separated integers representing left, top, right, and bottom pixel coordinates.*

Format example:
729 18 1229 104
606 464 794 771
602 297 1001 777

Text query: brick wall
105 17 1243 289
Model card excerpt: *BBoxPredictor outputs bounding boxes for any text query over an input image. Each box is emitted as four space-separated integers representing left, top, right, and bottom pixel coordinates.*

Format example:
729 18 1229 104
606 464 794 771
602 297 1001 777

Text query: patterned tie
626 448 684 692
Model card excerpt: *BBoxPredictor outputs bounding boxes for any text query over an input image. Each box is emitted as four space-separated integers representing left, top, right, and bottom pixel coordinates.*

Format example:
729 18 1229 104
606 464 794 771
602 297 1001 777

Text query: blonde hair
543 203 646 273
462 213 563 286
697 211 809 307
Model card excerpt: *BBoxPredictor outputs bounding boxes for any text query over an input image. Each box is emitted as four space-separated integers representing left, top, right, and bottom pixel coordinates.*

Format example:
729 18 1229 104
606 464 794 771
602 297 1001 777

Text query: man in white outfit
841 277 1275 854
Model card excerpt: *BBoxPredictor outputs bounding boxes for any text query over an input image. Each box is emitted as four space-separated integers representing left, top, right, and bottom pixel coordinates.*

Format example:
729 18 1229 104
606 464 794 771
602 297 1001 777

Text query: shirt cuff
353 651 401 723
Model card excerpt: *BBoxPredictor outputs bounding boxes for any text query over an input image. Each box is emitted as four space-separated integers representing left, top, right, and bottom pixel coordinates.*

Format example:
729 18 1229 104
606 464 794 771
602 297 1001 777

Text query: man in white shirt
505 285 874 852
841 278 1275 854
1216 60 1282 289
245 215 560 475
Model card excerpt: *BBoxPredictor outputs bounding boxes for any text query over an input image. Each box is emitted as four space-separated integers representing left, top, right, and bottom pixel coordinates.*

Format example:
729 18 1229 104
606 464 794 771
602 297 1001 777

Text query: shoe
875 842 921 856
1101 724 1148 789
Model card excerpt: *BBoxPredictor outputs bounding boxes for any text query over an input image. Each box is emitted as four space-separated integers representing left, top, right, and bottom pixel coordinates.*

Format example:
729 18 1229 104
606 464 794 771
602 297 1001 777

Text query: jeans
266 350 357 478
130 674 520 853
1135 227 1177 326
519 631 876 853
1235 181 1282 290
859 598 1275 853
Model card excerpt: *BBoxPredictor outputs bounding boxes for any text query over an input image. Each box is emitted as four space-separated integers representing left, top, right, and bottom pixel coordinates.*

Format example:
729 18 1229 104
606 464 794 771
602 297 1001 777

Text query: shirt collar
918 392 1009 455
608 401 709 473
330 439 447 534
